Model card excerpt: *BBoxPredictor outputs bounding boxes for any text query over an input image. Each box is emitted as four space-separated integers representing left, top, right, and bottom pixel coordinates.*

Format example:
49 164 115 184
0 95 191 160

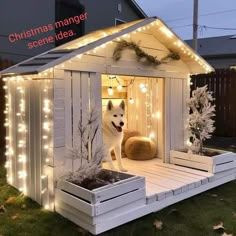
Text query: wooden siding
165 78 186 162
6 79 53 207
53 70 103 176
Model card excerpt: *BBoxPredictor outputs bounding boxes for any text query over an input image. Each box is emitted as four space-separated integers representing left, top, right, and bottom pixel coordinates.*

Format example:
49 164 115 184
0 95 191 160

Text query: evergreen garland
113 40 180 66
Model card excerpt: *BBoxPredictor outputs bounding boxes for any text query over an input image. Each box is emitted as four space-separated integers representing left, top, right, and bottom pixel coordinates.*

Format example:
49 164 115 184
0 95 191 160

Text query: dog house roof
0 17 214 76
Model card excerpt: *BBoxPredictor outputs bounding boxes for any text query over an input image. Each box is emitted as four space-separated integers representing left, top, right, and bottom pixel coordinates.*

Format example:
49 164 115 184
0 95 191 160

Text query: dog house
2 17 236 234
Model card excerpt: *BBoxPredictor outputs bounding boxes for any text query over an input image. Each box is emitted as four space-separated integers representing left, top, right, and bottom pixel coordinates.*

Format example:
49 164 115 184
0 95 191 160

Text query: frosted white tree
63 101 105 184
187 85 216 155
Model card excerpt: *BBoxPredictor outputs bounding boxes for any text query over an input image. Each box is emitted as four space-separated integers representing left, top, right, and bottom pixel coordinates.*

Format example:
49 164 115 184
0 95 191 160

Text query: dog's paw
119 167 128 172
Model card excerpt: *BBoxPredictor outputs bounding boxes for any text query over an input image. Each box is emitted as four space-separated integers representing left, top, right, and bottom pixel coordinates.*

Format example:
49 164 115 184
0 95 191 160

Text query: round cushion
111 129 141 159
125 136 157 160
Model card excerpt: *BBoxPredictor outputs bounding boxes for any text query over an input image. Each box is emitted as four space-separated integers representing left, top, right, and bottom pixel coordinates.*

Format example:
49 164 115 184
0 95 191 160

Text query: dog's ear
119 100 125 111
107 100 113 111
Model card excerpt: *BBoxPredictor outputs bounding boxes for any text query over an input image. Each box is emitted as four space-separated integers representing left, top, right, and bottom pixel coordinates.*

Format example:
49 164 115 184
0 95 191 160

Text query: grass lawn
0 166 236 236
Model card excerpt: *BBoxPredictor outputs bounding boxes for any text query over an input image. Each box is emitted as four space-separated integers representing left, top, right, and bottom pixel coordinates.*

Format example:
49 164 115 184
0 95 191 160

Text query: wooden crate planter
55 171 146 235
170 149 236 173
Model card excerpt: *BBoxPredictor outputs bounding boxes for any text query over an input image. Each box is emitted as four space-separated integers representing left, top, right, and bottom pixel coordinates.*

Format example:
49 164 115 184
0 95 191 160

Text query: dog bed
125 136 157 160
111 129 141 159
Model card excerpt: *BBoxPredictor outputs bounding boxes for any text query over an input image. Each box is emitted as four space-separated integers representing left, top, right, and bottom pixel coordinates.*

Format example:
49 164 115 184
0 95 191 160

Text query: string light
117 84 123 91
141 87 147 93
129 97 134 104
149 132 155 139
107 87 114 96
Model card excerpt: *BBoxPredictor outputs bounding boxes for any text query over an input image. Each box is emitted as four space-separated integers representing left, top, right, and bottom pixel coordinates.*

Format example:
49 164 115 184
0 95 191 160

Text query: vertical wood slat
165 78 185 163
8 81 17 188
29 81 37 201
157 79 164 159
72 72 81 148
34 81 42 204
164 78 171 163
25 81 32 199
64 71 72 148
90 73 103 158
81 72 90 160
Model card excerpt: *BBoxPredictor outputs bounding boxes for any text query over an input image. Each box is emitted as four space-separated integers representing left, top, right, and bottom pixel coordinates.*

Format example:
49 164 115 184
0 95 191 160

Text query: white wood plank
71 71 81 148
214 161 236 173
64 71 72 148
55 189 95 216
61 60 189 79
156 162 213 178
171 158 212 172
94 176 145 203
58 180 94 203
56 206 96 234
94 188 145 216
125 161 195 191
94 173 236 235
90 73 103 159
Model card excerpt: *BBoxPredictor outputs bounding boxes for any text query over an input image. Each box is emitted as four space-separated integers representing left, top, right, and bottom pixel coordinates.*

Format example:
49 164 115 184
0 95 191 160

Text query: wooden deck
100 158 236 233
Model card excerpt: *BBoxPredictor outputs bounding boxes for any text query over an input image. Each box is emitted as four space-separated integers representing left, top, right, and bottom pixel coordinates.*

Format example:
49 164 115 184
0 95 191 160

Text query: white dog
103 100 127 172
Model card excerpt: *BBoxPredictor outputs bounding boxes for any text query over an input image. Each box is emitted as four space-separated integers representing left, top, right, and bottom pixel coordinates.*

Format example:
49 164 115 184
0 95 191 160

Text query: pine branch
113 40 180 66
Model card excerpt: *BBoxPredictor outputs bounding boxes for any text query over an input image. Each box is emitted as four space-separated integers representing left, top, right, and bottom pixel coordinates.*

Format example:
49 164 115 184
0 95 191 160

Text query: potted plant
55 102 145 233
170 85 236 173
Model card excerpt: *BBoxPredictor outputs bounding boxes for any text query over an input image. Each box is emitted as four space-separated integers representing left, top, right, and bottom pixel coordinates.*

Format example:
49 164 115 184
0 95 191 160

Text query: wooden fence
191 69 236 137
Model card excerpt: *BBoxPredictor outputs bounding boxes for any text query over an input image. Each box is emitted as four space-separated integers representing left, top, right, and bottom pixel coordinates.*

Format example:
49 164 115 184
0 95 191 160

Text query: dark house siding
79 0 144 34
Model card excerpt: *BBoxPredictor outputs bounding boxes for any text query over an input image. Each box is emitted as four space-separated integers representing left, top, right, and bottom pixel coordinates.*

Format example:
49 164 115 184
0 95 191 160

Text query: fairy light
156 111 161 119
43 122 50 131
141 87 147 93
160 26 173 38
129 97 134 104
41 80 52 210
149 132 155 139
107 87 114 96
186 140 192 147
117 84 123 91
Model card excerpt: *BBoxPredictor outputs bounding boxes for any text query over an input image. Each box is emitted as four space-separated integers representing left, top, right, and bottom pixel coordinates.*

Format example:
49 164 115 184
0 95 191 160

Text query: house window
115 18 126 26
55 0 85 46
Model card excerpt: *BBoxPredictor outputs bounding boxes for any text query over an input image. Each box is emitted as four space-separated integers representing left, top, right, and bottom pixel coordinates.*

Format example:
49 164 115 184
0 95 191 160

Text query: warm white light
18 171 27 179
18 155 26 163
43 108 51 113
44 204 49 210
5 161 10 168
139 83 145 89
44 145 49 149
45 158 50 163
141 87 147 93
129 98 134 104
117 85 122 91
107 87 114 96
41 189 47 194
156 111 161 119
160 26 173 38
149 132 155 139
186 140 192 147
43 122 50 131
42 135 48 140
8 176 13 184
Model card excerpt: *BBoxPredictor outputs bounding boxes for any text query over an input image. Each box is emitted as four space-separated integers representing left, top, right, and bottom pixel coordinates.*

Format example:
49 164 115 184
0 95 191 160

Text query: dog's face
104 100 125 132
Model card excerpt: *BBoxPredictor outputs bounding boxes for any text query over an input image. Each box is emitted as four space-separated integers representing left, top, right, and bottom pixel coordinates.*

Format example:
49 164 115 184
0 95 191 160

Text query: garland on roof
113 40 180 66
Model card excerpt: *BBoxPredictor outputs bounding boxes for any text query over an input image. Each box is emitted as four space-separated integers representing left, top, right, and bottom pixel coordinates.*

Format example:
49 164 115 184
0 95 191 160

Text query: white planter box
170 149 236 173
55 170 146 235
